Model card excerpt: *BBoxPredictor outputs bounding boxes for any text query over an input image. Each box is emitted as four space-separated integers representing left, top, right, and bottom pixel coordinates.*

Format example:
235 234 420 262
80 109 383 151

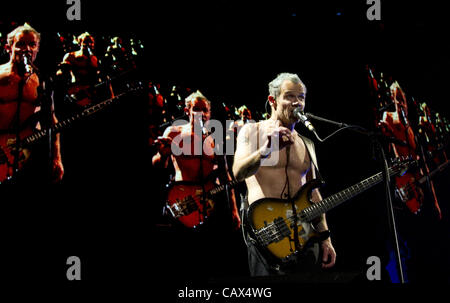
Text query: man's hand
231 207 241 230
154 136 174 157
264 120 295 153
321 239 336 269
52 157 64 183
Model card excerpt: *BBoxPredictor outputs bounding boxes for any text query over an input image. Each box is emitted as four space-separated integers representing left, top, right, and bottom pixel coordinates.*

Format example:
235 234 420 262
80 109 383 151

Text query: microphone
86 46 94 57
293 107 316 133
199 119 208 135
22 54 33 74
193 111 207 135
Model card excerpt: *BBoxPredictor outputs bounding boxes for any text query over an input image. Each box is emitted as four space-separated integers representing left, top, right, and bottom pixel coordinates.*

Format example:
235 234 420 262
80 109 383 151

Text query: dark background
1 0 449 297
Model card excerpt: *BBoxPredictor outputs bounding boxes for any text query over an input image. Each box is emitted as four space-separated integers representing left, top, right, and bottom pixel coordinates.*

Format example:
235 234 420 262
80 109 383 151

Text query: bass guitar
165 179 241 228
247 159 414 266
395 159 449 213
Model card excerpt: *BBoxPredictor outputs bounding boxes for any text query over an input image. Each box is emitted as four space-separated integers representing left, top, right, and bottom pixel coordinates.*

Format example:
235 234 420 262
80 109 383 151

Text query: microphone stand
11 55 36 181
40 77 55 182
305 113 405 283
12 78 25 182
31 59 54 183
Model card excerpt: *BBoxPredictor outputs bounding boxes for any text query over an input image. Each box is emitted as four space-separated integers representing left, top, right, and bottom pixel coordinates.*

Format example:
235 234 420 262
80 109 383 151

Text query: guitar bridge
166 196 199 218
395 187 408 203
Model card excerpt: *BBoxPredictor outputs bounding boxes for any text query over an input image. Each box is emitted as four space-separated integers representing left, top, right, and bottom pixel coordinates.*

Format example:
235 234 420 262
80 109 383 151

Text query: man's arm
232 121 294 181
219 154 241 229
307 165 336 268
56 53 73 77
52 132 64 182
49 109 64 182
152 147 170 168
232 123 268 181
152 127 174 168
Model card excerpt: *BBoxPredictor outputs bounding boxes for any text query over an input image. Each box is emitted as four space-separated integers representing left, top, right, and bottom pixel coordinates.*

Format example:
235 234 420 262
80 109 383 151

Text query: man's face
242 109 252 120
81 36 95 51
188 98 211 124
9 31 39 63
274 80 306 124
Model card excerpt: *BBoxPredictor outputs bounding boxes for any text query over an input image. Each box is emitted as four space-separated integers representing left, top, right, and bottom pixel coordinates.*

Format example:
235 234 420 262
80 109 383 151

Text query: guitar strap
242 124 323 239
298 133 323 182
248 124 323 204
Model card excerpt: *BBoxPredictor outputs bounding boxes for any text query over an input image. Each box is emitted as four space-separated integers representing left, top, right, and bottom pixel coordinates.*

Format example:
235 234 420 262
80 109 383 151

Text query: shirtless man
379 83 441 217
233 73 336 276
152 90 241 228
56 32 99 107
152 90 241 278
0 23 64 183
379 81 417 157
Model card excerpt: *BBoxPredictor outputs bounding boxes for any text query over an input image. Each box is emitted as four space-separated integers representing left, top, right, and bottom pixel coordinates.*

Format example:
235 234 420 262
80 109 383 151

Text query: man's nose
292 101 304 111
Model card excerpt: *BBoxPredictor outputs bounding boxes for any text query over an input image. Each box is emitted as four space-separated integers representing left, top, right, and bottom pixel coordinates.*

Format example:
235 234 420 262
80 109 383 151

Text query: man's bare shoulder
0 63 11 76
0 63 15 86
62 52 76 63
237 120 262 134
162 124 185 138
238 120 274 136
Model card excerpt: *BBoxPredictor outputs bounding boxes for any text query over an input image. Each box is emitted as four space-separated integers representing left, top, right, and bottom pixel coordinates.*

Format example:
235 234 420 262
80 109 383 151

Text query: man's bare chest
0 74 39 103
271 137 310 170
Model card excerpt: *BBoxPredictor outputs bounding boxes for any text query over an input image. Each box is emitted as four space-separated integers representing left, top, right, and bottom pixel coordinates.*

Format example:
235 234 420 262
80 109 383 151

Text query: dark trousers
245 231 321 277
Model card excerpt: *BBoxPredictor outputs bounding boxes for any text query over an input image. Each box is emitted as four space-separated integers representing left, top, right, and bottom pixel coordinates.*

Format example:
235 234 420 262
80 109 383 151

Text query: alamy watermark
165 115 280 166
367 0 381 21
66 256 81 280
366 256 381 281
67 0 81 21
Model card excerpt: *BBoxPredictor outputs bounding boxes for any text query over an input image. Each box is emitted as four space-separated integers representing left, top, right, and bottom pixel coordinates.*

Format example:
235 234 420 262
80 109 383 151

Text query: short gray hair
7 23 41 46
268 72 306 100
185 90 211 109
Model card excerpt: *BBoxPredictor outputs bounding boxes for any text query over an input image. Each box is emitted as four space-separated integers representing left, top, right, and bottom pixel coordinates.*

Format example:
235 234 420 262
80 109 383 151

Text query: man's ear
5 44 11 54
184 106 189 115
268 96 276 110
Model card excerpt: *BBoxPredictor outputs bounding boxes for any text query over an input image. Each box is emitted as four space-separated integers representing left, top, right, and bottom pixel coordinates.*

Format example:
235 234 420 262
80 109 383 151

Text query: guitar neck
301 165 402 222
417 159 450 185
22 91 127 147
208 179 240 196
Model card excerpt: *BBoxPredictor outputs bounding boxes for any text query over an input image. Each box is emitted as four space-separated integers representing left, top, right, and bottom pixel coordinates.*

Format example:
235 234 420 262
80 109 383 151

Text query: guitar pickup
256 217 291 246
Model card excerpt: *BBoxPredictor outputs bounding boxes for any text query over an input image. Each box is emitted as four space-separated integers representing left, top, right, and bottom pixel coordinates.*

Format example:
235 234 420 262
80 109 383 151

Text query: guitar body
247 180 323 264
394 172 424 214
380 110 425 214
67 84 94 107
165 181 216 228
0 129 33 183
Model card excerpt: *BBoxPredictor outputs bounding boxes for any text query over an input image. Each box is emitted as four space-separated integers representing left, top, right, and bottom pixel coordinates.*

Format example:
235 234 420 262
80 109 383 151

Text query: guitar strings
169 181 237 213
257 165 405 243
169 179 241 214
